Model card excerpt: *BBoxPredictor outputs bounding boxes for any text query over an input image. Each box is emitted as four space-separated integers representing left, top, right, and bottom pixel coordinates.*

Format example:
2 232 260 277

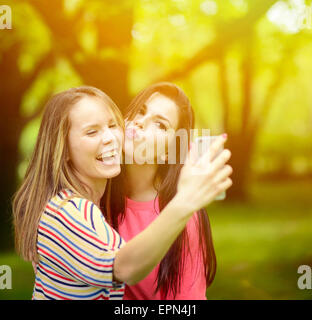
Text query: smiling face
67 96 123 190
124 92 179 164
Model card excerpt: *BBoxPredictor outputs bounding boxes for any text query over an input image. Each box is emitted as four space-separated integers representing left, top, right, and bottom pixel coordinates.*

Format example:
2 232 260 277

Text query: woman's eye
87 130 97 136
109 123 118 129
155 122 167 131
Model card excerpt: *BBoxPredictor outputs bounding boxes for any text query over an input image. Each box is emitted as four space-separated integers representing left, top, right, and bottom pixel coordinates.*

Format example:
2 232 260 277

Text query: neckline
59 188 73 199
126 196 159 210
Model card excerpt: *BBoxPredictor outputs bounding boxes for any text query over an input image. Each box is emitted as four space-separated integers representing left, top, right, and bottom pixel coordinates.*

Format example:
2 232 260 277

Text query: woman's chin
98 164 121 178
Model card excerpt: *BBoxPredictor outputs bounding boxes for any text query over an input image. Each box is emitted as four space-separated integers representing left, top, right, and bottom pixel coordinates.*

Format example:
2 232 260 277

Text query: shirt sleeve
169 214 207 300
82 200 125 288
38 197 125 289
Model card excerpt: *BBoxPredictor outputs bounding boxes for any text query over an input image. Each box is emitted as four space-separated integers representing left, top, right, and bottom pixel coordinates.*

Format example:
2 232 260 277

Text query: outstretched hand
177 134 233 214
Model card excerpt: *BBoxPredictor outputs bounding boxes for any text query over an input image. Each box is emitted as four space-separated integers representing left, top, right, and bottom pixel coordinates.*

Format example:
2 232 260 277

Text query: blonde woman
13 86 232 300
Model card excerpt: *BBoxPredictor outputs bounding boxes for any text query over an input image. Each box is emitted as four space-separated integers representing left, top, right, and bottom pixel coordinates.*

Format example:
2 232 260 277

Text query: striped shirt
32 189 125 300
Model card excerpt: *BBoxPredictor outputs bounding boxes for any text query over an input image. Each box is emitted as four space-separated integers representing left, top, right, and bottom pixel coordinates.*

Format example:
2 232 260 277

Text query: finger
197 134 227 165
214 178 233 197
210 149 231 172
213 165 233 184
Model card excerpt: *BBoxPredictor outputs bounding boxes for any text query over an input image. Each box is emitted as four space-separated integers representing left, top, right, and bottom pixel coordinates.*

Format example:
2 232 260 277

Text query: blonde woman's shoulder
53 188 125 250
44 189 97 231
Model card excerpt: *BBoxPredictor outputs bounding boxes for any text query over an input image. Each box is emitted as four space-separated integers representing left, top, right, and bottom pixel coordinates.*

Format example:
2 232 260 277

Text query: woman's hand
176 134 232 215
113 135 232 285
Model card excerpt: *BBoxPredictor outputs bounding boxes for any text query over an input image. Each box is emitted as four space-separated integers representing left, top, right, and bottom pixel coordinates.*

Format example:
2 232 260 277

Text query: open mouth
96 149 119 164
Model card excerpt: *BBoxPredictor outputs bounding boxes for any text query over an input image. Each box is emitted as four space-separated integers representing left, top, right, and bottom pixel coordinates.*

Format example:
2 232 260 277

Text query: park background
0 0 312 299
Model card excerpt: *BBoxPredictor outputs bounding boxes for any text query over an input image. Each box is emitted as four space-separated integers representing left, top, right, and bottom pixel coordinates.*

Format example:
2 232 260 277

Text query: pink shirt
118 197 207 300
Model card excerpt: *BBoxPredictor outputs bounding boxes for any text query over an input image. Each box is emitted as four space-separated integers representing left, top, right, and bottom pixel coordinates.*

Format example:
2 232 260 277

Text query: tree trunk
0 46 25 251
226 131 255 201
0 124 20 251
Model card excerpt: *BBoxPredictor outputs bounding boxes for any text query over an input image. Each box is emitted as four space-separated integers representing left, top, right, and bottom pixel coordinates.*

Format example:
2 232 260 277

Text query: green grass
206 180 312 300
0 252 35 300
0 180 311 300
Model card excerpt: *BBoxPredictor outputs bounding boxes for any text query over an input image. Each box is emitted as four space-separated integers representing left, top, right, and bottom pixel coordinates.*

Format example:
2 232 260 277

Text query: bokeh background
1 0 312 299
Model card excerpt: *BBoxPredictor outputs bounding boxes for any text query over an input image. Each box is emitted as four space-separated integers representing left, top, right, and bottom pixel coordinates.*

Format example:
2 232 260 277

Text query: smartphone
194 135 226 201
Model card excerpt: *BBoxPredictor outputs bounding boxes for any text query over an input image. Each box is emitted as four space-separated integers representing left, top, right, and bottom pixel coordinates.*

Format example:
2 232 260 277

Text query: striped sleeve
84 201 125 252
38 197 125 290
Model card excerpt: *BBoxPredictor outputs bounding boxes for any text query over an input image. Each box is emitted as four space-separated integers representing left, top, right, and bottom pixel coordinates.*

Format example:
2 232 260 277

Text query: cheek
113 129 124 148
118 129 124 144
67 133 78 160
166 133 175 147
147 130 168 156
69 136 97 162
142 129 157 148
144 122 160 137
158 133 175 156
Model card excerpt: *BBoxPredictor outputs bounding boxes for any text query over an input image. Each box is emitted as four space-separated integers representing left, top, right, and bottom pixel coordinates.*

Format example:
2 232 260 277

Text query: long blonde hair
12 86 124 263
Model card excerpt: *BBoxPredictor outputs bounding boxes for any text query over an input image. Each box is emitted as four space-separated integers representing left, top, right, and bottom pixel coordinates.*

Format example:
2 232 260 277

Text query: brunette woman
110 82 233 299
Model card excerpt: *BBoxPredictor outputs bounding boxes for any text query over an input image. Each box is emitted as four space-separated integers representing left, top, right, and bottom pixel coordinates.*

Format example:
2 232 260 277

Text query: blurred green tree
1 0 311 253
154 0 311 200
156 0 277 200
0 0 133 251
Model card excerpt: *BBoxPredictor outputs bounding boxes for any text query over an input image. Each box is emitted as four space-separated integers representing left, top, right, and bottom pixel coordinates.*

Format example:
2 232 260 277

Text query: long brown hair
109 82 216 298
12 86 124 263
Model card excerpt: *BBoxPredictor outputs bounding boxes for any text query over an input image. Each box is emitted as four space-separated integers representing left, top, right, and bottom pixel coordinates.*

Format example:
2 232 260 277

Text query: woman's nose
134 117 145 129
101 128 115 145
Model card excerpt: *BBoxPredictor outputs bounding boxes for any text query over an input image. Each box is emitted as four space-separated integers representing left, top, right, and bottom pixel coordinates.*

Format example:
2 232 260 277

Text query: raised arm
113 135 232 285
